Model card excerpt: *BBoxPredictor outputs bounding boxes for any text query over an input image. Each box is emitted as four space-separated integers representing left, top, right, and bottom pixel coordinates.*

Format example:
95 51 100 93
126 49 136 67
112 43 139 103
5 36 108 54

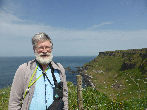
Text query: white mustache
39 53 50 56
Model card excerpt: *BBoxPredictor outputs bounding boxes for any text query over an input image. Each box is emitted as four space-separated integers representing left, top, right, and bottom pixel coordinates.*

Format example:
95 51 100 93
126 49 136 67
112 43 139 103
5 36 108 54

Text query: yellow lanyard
23 64 49 99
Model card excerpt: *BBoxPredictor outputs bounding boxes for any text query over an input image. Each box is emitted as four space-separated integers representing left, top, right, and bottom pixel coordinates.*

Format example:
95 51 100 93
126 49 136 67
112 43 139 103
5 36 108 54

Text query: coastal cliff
99 48 147 72
81 48 147 101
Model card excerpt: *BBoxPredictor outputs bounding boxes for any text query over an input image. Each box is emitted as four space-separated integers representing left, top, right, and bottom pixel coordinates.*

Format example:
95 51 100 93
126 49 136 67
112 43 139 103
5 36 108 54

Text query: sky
0 0 147 56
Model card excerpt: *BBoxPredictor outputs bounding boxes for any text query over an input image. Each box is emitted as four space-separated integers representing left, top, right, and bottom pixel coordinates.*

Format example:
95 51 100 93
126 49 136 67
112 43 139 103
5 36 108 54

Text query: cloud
0 11 147 56
87 22 113 30
0 10 23 23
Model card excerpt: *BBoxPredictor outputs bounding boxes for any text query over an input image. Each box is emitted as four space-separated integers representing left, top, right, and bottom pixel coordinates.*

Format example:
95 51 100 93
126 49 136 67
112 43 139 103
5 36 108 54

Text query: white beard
35 52 53 65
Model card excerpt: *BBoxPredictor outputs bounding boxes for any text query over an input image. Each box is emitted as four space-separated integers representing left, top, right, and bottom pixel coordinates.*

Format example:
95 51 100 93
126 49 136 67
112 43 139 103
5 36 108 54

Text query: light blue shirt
29 65 61 110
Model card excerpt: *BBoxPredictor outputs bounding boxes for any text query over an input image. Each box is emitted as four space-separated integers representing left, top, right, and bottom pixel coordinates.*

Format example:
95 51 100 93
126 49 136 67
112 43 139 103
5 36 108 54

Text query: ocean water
0 56 95 89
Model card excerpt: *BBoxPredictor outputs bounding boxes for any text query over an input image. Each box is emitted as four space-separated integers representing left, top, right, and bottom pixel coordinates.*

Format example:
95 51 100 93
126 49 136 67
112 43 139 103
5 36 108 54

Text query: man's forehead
37 40 52 46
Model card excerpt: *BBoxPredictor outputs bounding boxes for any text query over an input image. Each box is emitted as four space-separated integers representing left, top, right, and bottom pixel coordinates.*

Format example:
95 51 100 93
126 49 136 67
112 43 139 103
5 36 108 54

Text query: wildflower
113 100 116 102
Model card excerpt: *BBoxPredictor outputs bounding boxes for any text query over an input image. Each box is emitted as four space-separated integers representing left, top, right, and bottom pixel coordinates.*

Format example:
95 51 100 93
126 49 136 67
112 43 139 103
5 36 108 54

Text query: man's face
34 40 53 65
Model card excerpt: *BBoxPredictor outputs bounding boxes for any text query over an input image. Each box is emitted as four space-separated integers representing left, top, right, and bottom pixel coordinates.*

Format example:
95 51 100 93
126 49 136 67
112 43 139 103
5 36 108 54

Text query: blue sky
0 0 147 56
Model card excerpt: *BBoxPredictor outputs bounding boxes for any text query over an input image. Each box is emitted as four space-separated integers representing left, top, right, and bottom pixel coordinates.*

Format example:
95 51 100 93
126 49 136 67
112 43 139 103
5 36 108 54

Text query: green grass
83 54 147 102
0 86 10 110
68 82 147 110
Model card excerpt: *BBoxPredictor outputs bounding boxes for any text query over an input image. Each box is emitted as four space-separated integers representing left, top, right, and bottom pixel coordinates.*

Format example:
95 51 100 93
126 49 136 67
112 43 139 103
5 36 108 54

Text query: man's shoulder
51 61 64 70
18 59 36 69
51 61 65 76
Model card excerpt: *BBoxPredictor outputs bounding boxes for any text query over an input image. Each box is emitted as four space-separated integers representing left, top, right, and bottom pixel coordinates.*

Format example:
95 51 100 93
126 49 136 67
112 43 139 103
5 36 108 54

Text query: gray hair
32 32 53 48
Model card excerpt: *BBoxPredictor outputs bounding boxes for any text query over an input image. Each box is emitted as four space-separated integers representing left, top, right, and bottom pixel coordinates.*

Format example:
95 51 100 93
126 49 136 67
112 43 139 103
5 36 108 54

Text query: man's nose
42 48 48 53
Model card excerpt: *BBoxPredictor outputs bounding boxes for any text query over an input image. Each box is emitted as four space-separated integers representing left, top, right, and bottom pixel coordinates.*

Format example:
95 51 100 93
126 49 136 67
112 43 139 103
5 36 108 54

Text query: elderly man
9 32 68 110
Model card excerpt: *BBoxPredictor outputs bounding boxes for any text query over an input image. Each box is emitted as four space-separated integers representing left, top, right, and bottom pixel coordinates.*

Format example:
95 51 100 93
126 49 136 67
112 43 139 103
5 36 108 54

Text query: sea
0 56 95 89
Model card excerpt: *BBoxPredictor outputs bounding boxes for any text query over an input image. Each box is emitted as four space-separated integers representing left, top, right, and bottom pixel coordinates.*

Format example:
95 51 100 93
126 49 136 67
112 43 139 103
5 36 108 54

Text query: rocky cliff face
99 48 147 57
99 48 147 75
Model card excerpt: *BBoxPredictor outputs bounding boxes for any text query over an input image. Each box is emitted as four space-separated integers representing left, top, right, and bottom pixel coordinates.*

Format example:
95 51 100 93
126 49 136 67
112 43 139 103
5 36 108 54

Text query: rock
80 73 95 88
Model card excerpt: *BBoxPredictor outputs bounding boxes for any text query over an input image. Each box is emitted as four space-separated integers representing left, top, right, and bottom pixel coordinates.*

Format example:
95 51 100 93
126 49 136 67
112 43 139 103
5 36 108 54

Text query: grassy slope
83 50 147 102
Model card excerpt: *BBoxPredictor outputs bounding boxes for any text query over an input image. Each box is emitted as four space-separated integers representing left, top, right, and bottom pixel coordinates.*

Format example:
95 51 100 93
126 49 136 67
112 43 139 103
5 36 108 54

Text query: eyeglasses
37 46 53 51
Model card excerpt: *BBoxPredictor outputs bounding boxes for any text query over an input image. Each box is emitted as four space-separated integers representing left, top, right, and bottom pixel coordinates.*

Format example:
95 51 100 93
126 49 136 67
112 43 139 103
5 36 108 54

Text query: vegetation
0 82 146 110
0 86 10 110
68 82 146 110
81 48 147 109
